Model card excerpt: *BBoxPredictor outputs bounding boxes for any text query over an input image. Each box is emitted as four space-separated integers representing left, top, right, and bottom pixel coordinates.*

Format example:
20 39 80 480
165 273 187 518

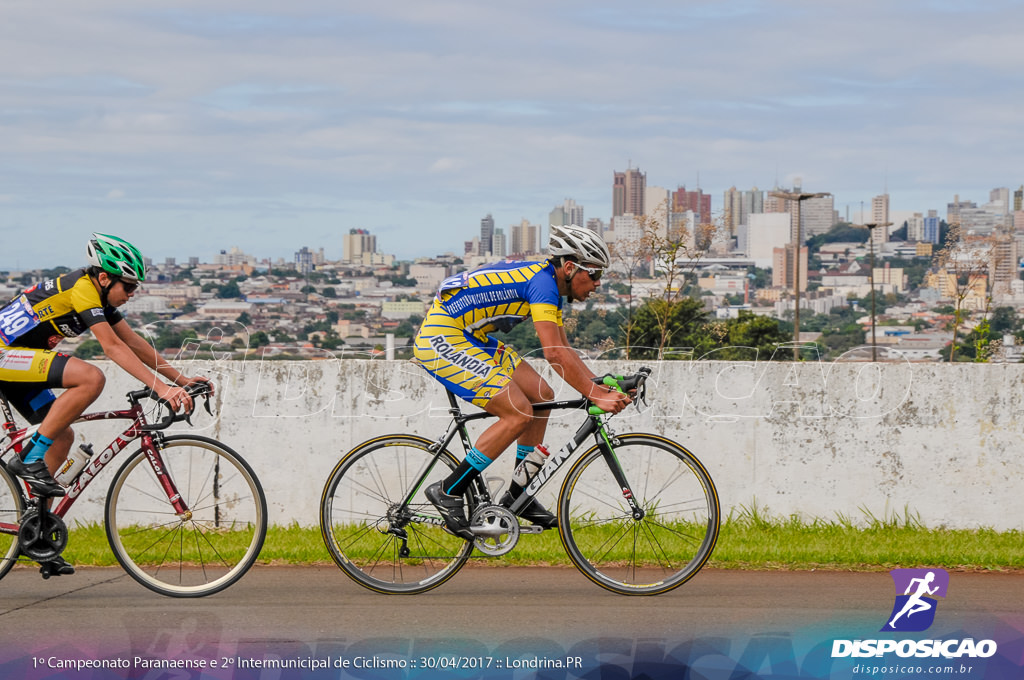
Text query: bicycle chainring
470 504 520 556
18 508 69 562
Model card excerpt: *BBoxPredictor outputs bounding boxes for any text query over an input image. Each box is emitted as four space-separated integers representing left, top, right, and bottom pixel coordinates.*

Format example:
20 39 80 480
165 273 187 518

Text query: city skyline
4 2 1024 269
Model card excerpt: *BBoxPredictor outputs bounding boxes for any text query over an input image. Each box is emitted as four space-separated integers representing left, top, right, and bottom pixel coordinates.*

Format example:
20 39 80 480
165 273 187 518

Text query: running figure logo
882 568 949 632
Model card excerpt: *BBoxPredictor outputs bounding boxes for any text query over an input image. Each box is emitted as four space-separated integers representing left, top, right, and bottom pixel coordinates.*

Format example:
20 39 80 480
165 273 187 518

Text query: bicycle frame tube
434 391 615 517
0 400 191 524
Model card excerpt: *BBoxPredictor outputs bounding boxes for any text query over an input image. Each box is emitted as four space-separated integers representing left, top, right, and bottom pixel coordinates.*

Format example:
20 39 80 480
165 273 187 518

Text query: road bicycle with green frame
320 367 719 595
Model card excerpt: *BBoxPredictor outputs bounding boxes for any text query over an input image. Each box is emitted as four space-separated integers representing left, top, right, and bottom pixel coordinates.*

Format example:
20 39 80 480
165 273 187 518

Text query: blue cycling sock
516 444 534 463
443 447 492 496
23 432 55 464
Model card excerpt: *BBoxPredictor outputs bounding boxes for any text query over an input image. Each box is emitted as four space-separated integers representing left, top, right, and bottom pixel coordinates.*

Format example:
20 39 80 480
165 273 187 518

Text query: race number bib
0 294 41 345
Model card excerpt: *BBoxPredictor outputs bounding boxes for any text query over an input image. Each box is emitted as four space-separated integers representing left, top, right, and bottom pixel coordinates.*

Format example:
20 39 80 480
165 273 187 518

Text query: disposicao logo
882 568 949 632
831 568 998 660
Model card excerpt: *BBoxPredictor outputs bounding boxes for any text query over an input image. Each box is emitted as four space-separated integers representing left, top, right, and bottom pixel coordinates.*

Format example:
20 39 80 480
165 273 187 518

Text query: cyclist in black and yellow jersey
0 234 210 575
412 224 630 540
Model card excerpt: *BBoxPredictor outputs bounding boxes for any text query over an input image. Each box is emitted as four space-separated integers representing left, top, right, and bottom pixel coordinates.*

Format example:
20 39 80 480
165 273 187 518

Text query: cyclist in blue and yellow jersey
412 224 631 539
0 234 210 576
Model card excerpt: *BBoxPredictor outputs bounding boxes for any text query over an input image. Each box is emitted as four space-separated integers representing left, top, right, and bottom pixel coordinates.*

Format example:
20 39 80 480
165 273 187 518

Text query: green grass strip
36 507 1024 572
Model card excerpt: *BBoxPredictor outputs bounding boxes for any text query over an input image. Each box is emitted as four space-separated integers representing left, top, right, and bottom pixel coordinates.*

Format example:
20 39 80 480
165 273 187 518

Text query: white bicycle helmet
548 224 611 268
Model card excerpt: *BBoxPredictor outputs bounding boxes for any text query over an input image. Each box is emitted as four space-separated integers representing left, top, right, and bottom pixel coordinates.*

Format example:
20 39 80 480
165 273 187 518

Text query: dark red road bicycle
0 383 266 597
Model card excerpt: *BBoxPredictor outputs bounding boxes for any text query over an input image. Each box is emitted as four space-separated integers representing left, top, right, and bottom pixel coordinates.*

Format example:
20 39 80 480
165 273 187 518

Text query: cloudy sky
3 1 1024 270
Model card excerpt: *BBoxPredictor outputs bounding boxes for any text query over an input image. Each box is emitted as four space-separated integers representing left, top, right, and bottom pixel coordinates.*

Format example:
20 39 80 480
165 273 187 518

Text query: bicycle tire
105 435 267 597
558 433 719 596
320 434 473 594
0 465 23 581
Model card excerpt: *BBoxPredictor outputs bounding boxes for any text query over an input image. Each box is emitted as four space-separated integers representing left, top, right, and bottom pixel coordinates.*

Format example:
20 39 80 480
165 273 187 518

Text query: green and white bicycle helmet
86 233 147 282
548 224 611 268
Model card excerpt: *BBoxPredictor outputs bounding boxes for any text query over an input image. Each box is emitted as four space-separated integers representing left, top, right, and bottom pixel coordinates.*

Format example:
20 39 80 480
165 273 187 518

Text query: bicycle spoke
107 436 266 597
561 435 719 595
320 436 472 594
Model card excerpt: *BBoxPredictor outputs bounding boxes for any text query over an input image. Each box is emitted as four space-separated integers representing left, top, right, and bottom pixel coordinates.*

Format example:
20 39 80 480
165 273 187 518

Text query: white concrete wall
55 357 1024 531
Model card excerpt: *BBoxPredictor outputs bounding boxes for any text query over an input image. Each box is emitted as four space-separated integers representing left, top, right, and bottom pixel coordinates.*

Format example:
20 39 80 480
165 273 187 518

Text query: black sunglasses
115 277 139 294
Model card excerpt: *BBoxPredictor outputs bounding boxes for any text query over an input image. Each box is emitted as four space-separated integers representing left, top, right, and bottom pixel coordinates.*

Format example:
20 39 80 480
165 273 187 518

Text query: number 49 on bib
0 294 41 345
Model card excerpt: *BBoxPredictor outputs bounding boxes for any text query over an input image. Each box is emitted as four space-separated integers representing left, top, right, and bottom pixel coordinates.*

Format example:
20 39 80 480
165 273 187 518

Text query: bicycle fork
593 425 646 521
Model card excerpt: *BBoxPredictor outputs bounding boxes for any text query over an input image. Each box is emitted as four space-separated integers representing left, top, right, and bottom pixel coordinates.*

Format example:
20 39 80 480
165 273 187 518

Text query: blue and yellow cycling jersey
412 259 562 407
434 260 562 336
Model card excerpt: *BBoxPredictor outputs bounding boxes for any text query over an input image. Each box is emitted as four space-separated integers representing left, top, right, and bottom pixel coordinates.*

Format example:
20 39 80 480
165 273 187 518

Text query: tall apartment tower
510 219 541 256
480 214 495 255
672 186 711 223
613 167 646 221
492 228 507 258
550 198 584 228
991 230 1018 297
923 210 941 244
723 186 764 235
343 229 377 263
871 194 890 248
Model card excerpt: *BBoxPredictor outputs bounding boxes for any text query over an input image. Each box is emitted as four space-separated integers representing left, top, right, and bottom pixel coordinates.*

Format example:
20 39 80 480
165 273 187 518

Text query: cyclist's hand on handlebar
590 386 632 414
179 375 214 396
156 384 194 413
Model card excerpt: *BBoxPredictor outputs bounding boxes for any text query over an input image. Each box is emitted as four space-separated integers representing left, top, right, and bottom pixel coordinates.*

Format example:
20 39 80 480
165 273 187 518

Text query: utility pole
856 221 893 361
770 190 831 359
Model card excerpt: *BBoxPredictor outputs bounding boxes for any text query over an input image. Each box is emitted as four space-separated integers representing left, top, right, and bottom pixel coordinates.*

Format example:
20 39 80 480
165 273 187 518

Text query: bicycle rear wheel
320 434 473 594
0 465 23 581
558 433 719 595
105 435 267 597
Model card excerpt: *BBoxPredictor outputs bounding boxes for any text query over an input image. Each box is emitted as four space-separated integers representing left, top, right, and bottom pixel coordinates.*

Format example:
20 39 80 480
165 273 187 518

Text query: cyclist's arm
534 320 630 413
110 319 211 391
91 320 193 409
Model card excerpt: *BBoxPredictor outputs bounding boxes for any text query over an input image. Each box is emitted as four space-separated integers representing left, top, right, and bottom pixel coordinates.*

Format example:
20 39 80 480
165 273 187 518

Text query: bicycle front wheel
0 465 23 581
320 434 473 594
105 435 267 597
559 433 719 596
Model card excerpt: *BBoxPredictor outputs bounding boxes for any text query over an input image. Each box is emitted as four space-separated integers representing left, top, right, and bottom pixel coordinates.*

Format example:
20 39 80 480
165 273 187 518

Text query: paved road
2 565 1022 677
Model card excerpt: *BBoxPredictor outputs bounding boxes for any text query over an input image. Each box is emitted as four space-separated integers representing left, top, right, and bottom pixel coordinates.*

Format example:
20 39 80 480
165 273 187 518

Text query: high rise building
923 210 941 244
645 186 671 238
907 213 925 242
989 187 1010 215
672 186 711 223
723 186 764 235
991 230 1018 297
295 246 314 275
343 229 377 263
510 219 541 256
772 244 808 292
613 167 646 223
549 198 584 228
492 228 507 258
480 214 495 255
800 194 836 238
1014 186 1023 212
869 194 889 246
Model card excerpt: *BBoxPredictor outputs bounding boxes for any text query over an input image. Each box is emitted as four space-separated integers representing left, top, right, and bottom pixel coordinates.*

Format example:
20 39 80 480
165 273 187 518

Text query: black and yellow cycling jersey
0 268 121 422
1 268 123 351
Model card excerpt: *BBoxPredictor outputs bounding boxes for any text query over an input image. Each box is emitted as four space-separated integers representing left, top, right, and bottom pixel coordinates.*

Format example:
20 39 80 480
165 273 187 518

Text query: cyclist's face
570 262 601 300
100 273 139 306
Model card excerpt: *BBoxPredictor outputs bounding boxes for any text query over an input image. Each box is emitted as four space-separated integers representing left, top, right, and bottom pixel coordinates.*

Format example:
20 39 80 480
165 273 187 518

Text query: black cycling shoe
424 482 475 541
6 457 65 497
39 556 75 579
498 491 558 529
